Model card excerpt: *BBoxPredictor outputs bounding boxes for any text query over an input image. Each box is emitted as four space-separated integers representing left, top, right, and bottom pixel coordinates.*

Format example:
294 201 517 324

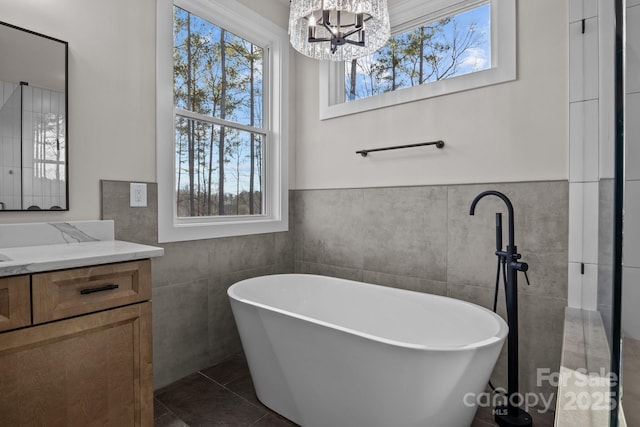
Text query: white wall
0 0 157 222
566 0 612 310
293 0 569 190
0 0 568 215
238 0 289 29
0 0 292 223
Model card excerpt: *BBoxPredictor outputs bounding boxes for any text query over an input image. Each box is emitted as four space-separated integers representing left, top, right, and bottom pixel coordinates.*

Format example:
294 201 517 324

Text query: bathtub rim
228 273 508 352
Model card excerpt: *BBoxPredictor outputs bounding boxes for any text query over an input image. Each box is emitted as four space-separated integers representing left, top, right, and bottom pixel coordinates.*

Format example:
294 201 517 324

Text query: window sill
157 215 288 243
319 63 516 120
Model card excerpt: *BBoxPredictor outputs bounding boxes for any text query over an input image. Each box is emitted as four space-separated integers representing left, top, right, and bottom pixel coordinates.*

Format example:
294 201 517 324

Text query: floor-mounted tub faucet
470 190 532 427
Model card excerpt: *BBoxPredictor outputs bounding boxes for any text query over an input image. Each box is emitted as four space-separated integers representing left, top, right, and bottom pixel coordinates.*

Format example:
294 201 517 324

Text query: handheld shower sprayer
496 212 503 253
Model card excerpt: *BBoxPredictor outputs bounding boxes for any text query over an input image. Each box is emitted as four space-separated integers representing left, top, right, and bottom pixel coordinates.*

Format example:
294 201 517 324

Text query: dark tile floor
154 354 556 426
154 354 296 427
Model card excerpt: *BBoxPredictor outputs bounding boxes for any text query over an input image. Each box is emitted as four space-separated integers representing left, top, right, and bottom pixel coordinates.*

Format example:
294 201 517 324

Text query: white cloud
460 47 489 72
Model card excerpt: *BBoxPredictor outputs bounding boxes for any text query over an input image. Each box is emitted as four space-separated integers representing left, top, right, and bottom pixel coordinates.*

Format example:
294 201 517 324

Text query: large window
173 7 264 217
157 0 289 242
320 0 515 119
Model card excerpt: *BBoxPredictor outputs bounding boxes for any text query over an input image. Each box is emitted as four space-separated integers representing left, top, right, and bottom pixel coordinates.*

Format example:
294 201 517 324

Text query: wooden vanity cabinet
0 275 31 332
0 260 153 427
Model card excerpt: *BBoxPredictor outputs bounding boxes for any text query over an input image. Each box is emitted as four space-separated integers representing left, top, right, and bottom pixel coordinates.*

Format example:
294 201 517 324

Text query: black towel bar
356 140 445 157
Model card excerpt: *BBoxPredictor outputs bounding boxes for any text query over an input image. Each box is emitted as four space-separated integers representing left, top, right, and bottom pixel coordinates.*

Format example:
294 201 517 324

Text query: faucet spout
469 190 515 248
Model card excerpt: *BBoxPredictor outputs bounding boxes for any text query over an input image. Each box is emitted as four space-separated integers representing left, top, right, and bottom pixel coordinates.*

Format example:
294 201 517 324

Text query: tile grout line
198 367 300 425
253 412 272 425
154 397 190 426
197 371 269 414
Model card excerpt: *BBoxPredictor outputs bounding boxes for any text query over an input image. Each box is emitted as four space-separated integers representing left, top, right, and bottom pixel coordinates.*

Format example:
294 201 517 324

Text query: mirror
0 22 68 211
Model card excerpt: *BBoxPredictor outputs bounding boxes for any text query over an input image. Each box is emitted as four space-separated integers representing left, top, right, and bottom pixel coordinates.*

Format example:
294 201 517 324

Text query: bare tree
174 7 264 217
348 13 485 100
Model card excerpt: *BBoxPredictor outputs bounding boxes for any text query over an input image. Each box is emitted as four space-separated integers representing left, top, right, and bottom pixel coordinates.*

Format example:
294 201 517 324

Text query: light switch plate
130 183 147 207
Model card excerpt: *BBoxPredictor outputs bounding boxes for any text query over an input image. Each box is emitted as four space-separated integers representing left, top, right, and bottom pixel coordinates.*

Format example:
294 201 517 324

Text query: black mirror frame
0 21 69 212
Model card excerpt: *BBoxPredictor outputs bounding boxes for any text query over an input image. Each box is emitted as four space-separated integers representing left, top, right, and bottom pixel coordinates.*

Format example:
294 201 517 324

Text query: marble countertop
0 220 164 277
0 240 164 277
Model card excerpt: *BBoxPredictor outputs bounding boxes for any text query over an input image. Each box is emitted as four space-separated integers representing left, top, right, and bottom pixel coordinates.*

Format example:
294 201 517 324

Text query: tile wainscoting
101 179 568 402
291 181 569 401
101 180 293 388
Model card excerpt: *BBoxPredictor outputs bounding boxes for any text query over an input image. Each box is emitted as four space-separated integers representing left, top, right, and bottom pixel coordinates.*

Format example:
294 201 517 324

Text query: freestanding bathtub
228 274 508 427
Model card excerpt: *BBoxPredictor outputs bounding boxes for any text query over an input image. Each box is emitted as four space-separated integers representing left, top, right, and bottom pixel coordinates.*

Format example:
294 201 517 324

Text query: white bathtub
228 274 508 427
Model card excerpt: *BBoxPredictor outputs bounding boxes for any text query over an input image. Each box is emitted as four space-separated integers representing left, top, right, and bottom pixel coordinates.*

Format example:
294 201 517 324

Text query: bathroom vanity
0 221 163 426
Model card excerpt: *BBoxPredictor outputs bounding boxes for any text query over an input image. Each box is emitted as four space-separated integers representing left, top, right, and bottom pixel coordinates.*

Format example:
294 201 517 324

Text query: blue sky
347 4 491 100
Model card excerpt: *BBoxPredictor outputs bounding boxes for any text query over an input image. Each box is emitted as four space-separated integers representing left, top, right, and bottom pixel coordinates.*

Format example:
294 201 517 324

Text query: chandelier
289 0 391 61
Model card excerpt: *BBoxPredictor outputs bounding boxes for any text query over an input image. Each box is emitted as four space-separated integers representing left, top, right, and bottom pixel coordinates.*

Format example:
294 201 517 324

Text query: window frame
318 0 515 120
157 0 289 243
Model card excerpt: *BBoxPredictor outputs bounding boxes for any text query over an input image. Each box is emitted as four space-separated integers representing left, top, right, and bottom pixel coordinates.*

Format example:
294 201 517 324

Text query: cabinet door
0 275 31 332
0 302 152 426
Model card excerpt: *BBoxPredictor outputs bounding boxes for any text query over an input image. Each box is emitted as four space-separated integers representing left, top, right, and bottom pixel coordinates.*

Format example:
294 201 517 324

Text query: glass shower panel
22 85 66 210
0 82 21 210
0 83 66 210
619 1 640 424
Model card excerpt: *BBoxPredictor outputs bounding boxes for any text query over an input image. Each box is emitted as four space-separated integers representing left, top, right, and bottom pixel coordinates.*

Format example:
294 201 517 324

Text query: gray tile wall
100 180 293 389
292 181 569 401
101 179 568 402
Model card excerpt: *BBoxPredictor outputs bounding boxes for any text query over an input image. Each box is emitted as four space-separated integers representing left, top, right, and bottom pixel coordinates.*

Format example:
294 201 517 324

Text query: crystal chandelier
289 0 391 61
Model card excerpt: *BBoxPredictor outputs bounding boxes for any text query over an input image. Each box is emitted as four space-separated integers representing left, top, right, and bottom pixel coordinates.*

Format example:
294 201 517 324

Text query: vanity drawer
0 276 31 332
32 260 151 324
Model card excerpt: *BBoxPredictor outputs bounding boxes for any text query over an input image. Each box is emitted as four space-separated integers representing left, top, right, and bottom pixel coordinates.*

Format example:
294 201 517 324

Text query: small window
345 4 491 102
157 0 289 242
319 0 515 119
